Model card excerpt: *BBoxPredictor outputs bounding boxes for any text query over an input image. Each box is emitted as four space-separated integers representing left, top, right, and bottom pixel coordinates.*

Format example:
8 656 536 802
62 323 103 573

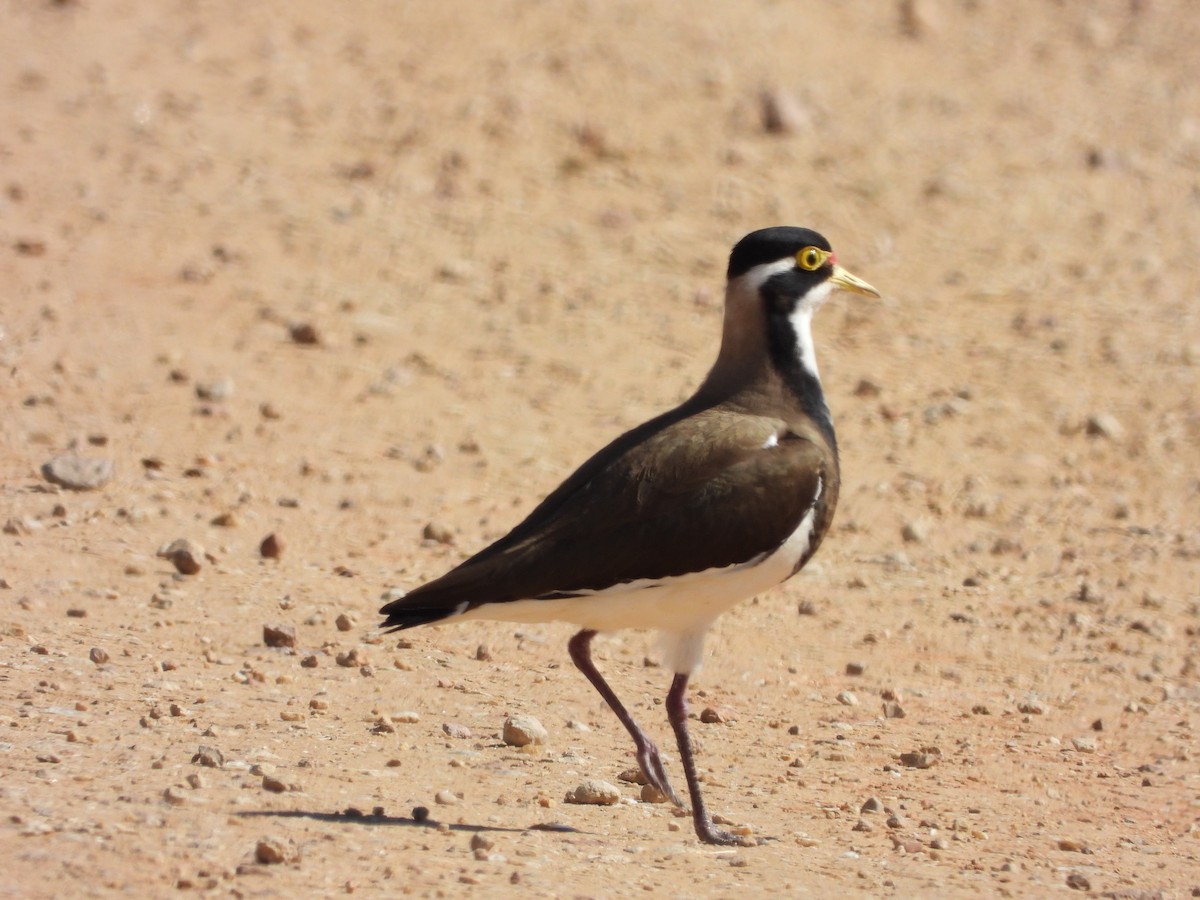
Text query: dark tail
378 594 458 632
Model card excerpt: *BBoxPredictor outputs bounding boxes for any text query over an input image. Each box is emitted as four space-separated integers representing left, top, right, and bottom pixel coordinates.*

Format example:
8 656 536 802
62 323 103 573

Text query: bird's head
703 226 879 399
726 226 880 314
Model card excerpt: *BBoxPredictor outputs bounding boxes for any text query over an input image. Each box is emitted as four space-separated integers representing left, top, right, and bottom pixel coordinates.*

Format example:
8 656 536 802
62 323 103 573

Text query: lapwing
380 226 879 844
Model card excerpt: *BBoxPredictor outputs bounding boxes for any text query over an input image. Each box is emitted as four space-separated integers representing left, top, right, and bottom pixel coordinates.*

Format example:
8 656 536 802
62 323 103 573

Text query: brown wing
381 406 836 629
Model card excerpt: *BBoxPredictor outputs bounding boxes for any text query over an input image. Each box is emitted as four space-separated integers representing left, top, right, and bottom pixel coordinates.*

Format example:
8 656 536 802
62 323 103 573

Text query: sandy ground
2 1 1199 896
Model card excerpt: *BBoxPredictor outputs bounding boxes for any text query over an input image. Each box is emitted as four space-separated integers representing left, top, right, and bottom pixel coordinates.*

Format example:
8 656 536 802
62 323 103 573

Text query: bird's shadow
236 806 579 836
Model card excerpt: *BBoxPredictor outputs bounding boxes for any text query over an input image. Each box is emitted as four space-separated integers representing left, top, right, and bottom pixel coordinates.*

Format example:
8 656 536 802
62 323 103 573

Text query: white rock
503 714 548 747
565 779 621 805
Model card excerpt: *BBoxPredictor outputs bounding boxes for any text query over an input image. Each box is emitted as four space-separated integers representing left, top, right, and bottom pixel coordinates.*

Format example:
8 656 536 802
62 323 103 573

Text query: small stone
565 779 621 805
1017 695 1047 715
42 455 114 490
1058 838 1089 852
882 701 906 719
700 706 726 724
1085 413 1122 440
66 608 87 618
469 833 494 852
899 751 938 769
901 520 929 544
886 814 908 829
502 714 548 747
845 661 865 676
186 773 205 789
434 790 458 805
335 613 355 632
195 378 234 401
411 806 430 823
262 775 288 793
618 767 648 785
390 711 420 724
474 643 492 661
640 784 670 804
836 691 859 707
88 647 109 665
260 533 284 559
263 623 297 648
852 818 873 832
163 786 188 806
336 648 367 667
309 698 328 710
899 0 942 38
760 88 812 135
191 746 224 768
442 722 472 739
288 322 321 346
255 837 298 865
1071 736 1097 754
422 521 454 544
1066 873 1091 891
860 796 884 813
300 654 319 668
158 538 204 575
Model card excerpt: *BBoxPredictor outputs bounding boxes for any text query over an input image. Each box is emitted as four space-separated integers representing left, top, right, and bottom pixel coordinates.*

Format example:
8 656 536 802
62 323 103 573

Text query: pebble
390 711 420 724
422 521 454 544
260 533 284 559
640 784 670 804
263 623 297 648
899 751 939 769
195 378 234 401
288 322 321 346
255 837 298 865
845 661 865 676
158 538 204 575
335 613 356 632
901 520 929 544
336 648 368 667
564 779 622 805
1017 695 1048 715
1057 838 1090 853
860 796 884 813
836 691 859 707
759 88 812 135
262 775 288 793
882 701 906 719
1085 413 1122 440
470 833 494 852
42 455 114 490
300 654 319 668
191 746 224 768
434 790 458 805
163 786 188 806
1065 873 1091 891
442 722 472 739
88 647 109 665
1071 736 1097 753
502 714 548 747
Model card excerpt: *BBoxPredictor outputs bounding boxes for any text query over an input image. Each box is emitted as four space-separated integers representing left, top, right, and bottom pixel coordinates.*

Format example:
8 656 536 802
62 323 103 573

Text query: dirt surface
3 1 1199 896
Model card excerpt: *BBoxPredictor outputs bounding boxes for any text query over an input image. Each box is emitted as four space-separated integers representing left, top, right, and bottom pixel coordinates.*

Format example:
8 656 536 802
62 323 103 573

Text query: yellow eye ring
796 246 830 271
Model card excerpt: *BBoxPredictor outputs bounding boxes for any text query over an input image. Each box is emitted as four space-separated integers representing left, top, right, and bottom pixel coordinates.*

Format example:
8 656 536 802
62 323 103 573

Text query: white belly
454 504 820 672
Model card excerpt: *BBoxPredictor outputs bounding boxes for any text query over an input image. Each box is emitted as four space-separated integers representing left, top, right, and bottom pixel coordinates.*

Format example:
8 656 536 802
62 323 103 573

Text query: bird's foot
693 817 757 847
636 741 683 807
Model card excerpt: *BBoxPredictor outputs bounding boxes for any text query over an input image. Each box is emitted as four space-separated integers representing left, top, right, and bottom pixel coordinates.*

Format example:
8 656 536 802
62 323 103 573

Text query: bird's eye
796 246 828 271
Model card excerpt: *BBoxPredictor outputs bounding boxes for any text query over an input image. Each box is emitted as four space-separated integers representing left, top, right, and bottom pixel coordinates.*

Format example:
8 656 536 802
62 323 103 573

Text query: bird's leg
666 672 747 846
568 630 682 807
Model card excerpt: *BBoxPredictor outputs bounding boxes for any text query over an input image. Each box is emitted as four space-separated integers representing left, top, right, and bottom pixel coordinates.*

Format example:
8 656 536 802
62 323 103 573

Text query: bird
380 226 879 845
